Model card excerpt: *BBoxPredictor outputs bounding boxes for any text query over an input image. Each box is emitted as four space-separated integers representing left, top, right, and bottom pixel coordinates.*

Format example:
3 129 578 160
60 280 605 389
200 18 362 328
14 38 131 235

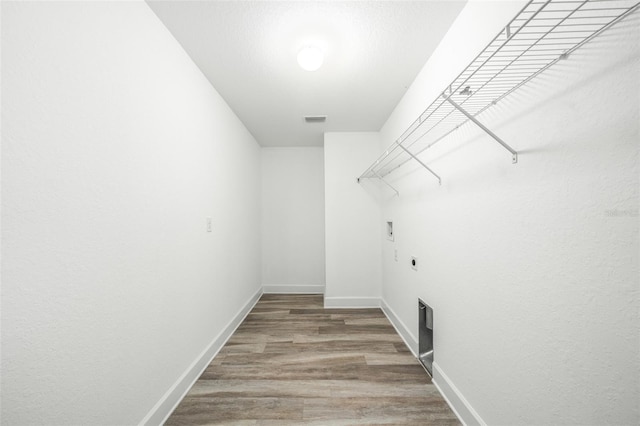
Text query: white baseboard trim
323 296 380 308
263 284 325 294
380 298 418 357
139 286 263 426
432 362 486 426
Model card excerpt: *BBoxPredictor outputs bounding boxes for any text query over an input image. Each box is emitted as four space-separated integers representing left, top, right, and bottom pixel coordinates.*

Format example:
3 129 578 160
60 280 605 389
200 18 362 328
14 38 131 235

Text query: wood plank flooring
165 294 459 425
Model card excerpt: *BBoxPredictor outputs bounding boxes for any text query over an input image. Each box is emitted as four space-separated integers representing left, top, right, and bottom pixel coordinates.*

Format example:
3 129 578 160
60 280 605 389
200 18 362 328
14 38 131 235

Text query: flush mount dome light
297 46 324 71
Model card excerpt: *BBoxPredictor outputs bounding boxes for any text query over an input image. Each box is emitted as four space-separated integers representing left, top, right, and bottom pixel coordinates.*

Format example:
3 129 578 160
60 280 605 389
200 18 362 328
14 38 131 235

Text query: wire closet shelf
357 0 640 191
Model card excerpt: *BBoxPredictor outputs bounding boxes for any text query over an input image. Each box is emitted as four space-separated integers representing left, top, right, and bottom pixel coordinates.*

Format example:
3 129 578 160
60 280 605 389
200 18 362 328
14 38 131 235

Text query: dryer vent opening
418 299 433 376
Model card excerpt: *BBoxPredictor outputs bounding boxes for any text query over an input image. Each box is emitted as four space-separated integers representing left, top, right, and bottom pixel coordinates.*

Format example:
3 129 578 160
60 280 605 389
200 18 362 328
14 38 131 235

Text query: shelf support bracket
373 170 399 197
444 95 518 164
396 142 442 185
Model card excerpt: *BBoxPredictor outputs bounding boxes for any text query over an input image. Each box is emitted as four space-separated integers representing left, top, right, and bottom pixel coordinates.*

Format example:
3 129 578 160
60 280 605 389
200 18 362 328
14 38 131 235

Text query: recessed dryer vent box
418 299 433 376
386 221 394 241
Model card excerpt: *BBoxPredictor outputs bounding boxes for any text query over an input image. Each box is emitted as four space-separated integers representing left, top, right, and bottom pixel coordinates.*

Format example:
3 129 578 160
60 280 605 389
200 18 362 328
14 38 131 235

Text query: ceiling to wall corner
146 0 467 147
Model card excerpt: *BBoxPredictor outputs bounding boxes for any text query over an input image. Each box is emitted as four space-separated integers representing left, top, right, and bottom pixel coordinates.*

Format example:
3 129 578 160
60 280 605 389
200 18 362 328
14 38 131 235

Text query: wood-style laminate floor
166 294 460 425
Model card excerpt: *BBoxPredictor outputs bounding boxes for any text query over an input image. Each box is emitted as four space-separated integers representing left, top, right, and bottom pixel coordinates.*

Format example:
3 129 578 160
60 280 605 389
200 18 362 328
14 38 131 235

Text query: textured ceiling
147 1 467 147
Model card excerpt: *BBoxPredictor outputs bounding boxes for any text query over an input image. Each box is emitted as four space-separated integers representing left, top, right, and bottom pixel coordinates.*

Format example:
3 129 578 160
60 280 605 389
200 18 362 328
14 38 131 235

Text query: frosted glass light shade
297 46 324 71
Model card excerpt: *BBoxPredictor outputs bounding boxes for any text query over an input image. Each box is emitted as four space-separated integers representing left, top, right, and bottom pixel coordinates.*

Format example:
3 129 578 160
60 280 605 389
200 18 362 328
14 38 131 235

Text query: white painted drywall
261 147 325 292
324 132 383 307
1 2 261 424
379 1 640 425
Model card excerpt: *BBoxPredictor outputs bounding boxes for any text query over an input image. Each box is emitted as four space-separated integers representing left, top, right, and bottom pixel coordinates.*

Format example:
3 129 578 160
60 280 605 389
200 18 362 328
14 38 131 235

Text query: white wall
261 147 325 293
1 2 261 424
379 1 639 425
324 132 382 307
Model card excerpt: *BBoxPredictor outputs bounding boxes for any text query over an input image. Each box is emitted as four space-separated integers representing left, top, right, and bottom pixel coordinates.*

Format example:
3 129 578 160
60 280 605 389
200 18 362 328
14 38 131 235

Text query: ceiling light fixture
297 46 324 71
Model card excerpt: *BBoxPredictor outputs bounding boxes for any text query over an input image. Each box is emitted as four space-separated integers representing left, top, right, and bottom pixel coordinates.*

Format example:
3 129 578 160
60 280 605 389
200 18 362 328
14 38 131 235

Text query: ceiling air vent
304 115 327 123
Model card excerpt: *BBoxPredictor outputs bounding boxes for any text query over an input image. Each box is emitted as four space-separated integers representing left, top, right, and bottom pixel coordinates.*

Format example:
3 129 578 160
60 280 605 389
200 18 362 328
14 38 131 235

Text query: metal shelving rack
357 0 640 193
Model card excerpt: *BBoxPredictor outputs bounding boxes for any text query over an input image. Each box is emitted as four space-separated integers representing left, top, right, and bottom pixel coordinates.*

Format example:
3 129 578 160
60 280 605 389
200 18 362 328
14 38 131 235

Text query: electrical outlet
411 256 418 271
206 217 212 232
